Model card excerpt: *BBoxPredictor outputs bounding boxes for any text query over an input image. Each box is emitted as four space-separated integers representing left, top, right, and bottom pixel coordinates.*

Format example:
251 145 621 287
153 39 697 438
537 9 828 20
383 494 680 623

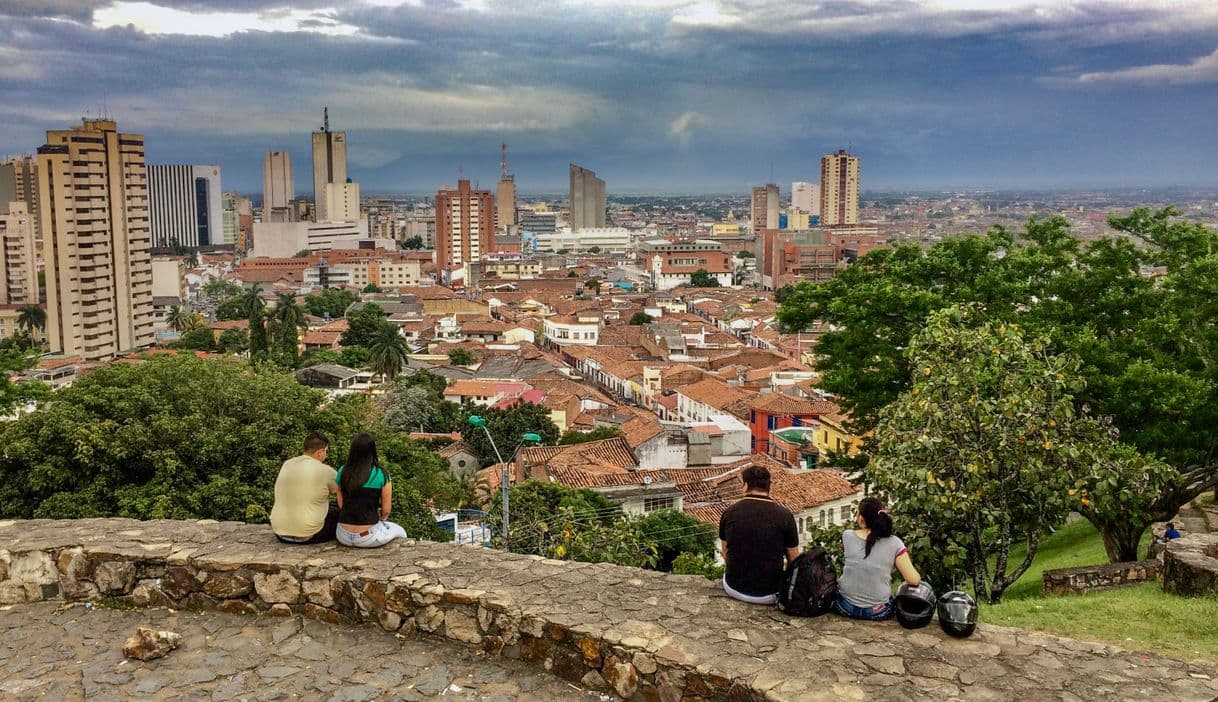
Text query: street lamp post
469 415 541 552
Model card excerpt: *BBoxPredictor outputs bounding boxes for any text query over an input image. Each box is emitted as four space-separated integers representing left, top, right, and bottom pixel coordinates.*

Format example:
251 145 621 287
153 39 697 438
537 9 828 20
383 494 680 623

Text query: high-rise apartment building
750 183 779 236
147 164 222 248
263 150 294 218
569 164 605 231
0 201 38 305
496 143 517 231
435 180 494 270
791 181 821 218
223 193 253 250
819 150 859 226
312 108 355 222
36 118 154 360
0 156 41 240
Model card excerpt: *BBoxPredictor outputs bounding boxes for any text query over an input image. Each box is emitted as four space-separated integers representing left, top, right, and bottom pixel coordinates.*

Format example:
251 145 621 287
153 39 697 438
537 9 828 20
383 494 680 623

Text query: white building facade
147 164 223 248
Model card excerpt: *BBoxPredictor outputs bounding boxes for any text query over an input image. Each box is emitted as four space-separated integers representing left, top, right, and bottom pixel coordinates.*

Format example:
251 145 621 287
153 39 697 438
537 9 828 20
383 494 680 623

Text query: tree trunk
1098 521 1146 562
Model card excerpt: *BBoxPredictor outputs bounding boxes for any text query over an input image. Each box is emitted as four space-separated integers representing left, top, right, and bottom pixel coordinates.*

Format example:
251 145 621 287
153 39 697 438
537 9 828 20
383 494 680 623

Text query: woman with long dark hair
834 496 921 620
334 433 408 548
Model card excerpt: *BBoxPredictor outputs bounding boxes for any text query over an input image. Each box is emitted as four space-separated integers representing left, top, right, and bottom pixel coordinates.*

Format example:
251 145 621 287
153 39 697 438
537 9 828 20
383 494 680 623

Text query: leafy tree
671 552 724 580
777 211 1218 561
463 401 560 468
870 308 1174 602
557 248 570 255
447 347 475 366
214 296 247 322
304 288 358 319
381 384 438 433
588 246 602 254
368 324 408 381
396 368 448 401
487 479 622 554
628 311 653 325
270 292 307 367
339 345 370 369
546 510 657 568
400 236 424 250
586 279 601 295
341 303 388 348
0 370 49 417
16 304 45 339
773 284 795 303
735 250 755 259
174 327 216 351
558 425 622 445
300 348 342 367
240 285 269 361
363 284 382 294
202 279 242 305
293 249 311 258
217 327 249 354
689 269 720 287
631 509 715 571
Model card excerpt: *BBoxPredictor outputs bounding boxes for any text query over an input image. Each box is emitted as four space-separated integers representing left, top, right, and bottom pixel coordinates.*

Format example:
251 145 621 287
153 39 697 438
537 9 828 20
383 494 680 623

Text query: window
791 416 802 427
818 510 826 526
767 415 778 430
840 506 850 522
644 496 675 513
457 460 467 468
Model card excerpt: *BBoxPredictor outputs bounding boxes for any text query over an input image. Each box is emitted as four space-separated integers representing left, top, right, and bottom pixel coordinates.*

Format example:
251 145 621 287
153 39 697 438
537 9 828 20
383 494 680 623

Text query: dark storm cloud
1 1 1216 191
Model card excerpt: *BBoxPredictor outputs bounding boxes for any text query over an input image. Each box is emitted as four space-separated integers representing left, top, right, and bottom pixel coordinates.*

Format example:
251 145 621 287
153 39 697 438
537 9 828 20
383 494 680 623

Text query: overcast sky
2 0 1217 194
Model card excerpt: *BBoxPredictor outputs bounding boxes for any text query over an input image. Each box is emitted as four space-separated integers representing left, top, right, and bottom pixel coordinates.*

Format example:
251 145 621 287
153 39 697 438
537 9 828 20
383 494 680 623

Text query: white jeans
722 577 778 605
336 521 408 548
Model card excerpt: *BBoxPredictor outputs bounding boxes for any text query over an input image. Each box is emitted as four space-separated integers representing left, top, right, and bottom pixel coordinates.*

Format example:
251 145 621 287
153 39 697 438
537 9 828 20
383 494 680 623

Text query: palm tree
273 292 307 364
367 323 408 382
181 312 206 332
16 304 45 340
240 285 268 359
165 305 190 332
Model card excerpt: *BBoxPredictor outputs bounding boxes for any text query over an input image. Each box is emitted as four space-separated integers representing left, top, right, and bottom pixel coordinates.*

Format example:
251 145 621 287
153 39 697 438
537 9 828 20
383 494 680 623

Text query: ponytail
858 496 893 558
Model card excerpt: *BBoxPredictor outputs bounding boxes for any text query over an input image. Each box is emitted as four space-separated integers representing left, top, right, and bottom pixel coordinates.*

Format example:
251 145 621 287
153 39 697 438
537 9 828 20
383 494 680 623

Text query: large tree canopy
777 209 1218 561
0 355 460 540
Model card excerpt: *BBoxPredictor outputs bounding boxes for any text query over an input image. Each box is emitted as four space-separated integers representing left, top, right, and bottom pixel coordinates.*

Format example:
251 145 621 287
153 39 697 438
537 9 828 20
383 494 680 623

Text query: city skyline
1 1 1218 192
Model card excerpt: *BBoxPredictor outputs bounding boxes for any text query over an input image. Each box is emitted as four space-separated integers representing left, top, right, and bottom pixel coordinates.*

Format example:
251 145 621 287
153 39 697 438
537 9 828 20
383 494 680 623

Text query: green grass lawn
977 519 1218 661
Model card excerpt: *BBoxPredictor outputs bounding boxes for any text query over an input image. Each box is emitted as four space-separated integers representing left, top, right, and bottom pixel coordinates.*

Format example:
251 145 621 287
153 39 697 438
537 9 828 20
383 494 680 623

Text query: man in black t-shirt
718 465 799 604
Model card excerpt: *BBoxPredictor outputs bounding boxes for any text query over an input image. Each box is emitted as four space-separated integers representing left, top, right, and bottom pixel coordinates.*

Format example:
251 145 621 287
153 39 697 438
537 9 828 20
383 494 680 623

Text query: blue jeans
833 593 893 620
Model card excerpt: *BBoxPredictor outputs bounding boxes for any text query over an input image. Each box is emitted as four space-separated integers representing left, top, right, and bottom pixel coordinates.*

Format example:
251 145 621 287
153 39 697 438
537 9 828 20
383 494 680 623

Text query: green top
334 465 388 489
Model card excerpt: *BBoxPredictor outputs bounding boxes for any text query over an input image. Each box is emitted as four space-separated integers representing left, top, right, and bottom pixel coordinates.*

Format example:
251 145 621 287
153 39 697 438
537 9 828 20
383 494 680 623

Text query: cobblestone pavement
0 602 599 701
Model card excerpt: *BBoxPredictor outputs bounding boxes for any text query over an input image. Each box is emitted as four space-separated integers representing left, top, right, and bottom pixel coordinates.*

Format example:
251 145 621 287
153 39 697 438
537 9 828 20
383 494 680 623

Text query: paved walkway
0 602 597 701
4 518 1218 701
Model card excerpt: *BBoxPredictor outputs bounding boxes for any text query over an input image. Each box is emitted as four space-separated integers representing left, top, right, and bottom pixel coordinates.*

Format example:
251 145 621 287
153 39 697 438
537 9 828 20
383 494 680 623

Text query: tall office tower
791 181 821 217
263 150 294 215
0 202 38 304
568 163 605 231
750 183 779 236
36 118 154 360
496 143 517 231
311 107 352 222
435 179 494 270
0 155 41 240
147 164 222 248
819 149 859 226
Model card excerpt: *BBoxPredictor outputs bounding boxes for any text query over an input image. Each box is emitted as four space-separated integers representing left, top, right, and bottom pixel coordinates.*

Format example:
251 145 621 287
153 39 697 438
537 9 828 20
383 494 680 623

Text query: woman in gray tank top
834 497 922 620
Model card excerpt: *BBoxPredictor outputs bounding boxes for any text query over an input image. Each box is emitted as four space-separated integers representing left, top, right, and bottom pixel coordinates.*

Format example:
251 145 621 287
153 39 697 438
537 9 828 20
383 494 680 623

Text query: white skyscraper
263 150 294 213
147 164 222 248
792 181 821 218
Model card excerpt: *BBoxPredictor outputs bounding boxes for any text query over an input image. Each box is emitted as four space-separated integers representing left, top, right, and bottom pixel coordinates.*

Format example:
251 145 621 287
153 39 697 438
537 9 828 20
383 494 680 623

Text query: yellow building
711 222 743 237
814 411 865 457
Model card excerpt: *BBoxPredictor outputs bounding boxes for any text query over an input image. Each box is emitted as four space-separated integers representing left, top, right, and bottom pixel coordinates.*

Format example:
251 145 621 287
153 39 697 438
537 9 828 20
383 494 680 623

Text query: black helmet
937 590 978 638
894 581 936 629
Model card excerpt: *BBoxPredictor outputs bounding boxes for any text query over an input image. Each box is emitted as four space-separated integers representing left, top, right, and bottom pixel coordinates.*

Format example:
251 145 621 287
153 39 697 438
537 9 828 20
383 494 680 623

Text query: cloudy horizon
2 0 1217 194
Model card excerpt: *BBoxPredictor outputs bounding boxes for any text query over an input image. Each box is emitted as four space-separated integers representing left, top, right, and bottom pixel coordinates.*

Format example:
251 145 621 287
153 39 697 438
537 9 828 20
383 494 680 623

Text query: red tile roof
749 392 839 416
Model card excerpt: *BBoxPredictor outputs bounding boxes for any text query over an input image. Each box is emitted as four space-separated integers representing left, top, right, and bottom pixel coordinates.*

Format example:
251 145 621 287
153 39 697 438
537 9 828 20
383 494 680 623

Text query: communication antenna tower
322 106 330 132
500 143 512 179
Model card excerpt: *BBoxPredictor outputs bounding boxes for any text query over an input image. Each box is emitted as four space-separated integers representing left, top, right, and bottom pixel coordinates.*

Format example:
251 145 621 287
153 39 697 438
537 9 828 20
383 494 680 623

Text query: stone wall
3 518 1218 702
1163 532 1218 597
1042 559 1162 597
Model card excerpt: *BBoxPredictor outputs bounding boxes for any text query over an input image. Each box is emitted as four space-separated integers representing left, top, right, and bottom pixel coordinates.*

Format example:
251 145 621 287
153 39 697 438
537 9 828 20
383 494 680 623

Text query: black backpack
776 546 838 617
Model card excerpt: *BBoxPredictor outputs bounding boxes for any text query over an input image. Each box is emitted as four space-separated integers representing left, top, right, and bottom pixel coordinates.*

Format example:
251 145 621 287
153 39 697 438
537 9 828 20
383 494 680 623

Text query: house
675 377 754 423
437 440 480 479
542 314 600 347
442 380 530 406
301 329 342 352
747 392 839 454
295 363 360 390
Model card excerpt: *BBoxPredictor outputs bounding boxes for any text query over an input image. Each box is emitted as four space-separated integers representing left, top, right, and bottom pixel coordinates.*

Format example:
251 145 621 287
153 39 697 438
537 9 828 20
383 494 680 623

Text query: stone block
93 561 136 594
444 610 482 644
161 566 199 600
601 655 640 699
2 550 58 603
254 571 301 604
217 599 258 616
302 578 335 607
415 605 445 633
203 572 253 599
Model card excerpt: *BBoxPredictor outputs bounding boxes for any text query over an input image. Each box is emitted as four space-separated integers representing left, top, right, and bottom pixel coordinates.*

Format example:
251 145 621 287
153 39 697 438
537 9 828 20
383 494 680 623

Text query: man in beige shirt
270 433 339 544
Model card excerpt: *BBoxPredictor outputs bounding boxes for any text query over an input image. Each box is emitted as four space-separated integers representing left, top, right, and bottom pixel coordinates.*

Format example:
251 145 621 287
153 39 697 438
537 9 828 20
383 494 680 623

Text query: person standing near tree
718 465 800 605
